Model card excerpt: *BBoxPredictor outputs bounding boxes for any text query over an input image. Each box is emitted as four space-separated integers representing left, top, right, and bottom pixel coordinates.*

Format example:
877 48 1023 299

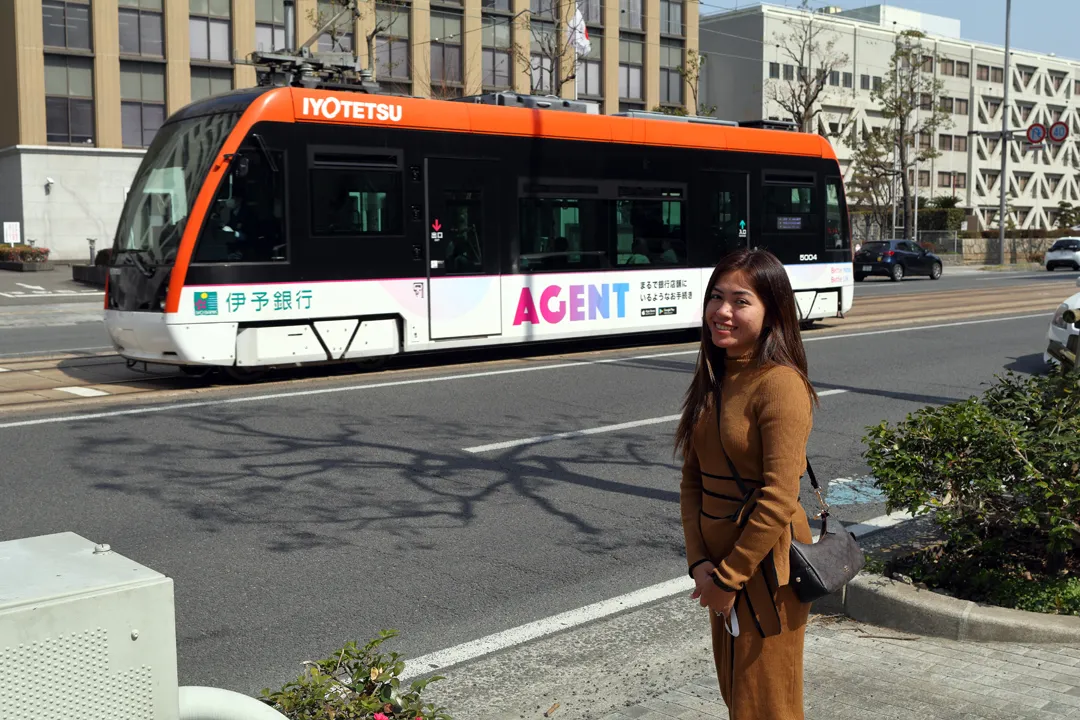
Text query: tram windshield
114 111 241 265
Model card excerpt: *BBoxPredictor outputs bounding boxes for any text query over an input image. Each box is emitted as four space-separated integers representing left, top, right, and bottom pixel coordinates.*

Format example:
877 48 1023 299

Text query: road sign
1026 123 1047 144
1050 121 1070 143
3 222 18 246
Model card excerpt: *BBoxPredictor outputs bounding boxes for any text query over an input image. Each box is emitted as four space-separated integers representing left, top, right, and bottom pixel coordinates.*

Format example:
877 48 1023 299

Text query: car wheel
854 274 865 282
929 263 942 280
890 264 905 282
1074 263 1080 271
1047 265 1055 272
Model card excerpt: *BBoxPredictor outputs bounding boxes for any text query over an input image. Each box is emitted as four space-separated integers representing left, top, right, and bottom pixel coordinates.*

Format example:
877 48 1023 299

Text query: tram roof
170 85 838 160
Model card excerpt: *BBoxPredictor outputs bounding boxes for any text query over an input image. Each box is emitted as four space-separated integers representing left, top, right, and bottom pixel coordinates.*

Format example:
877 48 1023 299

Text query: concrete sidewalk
425 590 1080 720
603 616 1080 720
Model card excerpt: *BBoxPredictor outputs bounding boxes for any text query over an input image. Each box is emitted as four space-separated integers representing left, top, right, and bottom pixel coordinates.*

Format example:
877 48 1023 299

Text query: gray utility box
0 532 179 719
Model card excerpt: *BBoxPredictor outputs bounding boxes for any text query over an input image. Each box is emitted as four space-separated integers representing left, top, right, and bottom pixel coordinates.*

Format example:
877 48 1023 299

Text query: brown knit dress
680 354 814 720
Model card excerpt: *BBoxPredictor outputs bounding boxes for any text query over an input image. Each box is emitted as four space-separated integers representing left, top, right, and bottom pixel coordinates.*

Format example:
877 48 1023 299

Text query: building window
783 64 794 81
119 0 164 56
954 135 968 152
375 4 410 81
955 98 969 115
581 0 602 24
482 0 511 9
431 12 463 87
955 173 967 189
860 74 870 90
659 39 683 105
619 37 643 100
940 59 954 76
939 135 953 151
938 96 953 113
576 31 602 97
120 61 166 147
191 66 233 101
919 93 932 111
829 70 839 86
977 64 989 81
531 0 554 18
938 172 952 187
190 0 231 63
921 55 933 73
768 62 779 79
918 170 930 186
482 15 512 88
256 0 287 52
954 61 968 78
991 66 1004 83
44 54 94 145
842 72 852 88
619 0 642 31
317 0 355 52
659 0 682 36
42 0 92 51
530 20 557 93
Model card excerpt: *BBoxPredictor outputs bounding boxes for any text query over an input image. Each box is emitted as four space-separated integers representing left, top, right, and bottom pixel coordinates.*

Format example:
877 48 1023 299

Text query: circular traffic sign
1050 121 1070 142
1027 123 1047 144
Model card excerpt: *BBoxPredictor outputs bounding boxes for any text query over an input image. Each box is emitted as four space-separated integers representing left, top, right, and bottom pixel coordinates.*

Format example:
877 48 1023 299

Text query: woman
675 248 818 719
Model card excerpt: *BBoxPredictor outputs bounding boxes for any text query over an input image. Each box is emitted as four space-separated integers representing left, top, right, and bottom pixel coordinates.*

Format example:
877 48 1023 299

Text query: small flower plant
0 245 50 263
260 630 453 720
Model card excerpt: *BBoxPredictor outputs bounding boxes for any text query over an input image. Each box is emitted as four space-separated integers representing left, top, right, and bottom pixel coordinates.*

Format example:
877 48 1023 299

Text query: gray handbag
787 461 865 603
716 410 864 604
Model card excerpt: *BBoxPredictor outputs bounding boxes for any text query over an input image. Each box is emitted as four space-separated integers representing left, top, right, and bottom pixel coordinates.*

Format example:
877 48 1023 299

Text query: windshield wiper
251 133 278 173
128 250 154 278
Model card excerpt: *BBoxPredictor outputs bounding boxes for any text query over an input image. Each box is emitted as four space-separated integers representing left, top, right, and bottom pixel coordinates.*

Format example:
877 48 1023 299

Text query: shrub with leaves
864 368 1080 575
260 630 453 720
0 244 50 262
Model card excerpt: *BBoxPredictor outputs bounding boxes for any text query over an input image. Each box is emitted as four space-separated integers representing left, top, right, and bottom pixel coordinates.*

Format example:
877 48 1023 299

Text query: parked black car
854 239 943 282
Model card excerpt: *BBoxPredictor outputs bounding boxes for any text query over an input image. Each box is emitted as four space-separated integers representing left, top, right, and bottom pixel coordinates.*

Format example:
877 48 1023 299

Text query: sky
707 0 1079 61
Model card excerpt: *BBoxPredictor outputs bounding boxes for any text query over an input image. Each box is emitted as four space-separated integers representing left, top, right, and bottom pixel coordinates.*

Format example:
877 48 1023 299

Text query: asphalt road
0 304 1053 695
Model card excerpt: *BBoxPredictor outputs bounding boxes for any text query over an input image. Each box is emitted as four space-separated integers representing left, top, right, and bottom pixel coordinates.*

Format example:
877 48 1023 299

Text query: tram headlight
1052 304 1069 329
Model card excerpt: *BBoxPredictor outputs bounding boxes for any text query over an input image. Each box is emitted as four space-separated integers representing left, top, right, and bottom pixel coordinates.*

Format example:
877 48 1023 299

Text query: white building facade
700 3 1080 232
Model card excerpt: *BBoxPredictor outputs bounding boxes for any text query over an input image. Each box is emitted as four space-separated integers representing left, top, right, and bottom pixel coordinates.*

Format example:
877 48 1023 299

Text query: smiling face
704 270 767 357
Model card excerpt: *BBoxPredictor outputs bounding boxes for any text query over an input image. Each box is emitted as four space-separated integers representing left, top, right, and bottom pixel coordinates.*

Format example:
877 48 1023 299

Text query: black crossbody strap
714 392 750 497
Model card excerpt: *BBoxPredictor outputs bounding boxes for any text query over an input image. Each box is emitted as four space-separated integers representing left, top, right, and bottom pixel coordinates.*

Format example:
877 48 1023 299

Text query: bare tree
678 49 715 117
847 128 897 241
511 0 579 96
766 0 849 134
871 30 952 241
306 0 356 54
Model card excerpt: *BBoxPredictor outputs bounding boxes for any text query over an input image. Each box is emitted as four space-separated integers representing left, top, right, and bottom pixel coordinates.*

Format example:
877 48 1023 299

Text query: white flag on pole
568 5 591 57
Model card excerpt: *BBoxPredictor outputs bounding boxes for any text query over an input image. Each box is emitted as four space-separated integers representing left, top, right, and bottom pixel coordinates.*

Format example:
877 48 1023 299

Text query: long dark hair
674 248 818 458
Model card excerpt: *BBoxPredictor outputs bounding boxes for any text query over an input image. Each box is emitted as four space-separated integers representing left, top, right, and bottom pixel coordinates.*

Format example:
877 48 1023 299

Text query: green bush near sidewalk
863 368 1080 615
259 630 453 720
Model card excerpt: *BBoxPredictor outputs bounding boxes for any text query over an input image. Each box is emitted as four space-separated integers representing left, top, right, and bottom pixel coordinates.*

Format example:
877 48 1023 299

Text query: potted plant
0 244 52 271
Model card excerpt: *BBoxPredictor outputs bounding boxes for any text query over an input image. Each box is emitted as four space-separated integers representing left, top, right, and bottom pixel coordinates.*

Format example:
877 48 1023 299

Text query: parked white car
1045 276 1080 366
1045 237 1080 271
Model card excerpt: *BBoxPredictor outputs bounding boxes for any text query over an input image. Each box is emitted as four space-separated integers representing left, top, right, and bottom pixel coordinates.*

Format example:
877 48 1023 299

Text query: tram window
194 148 287 263
518 197 609 272
763 182 817 234
825 177 850 250
614 189 686 267
310 167 403 236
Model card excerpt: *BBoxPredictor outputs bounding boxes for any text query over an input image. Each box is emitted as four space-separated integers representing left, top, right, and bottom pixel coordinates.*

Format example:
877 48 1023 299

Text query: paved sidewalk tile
615 617 1080 720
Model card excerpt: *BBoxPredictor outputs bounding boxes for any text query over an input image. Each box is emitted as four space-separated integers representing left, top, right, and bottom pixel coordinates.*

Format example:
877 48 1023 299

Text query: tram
104 87 854 375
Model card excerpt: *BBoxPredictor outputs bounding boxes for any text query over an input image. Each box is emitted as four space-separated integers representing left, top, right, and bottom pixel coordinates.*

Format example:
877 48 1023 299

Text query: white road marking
463 389 848 454
55 386 109 397
0 368 9 373
0 291 104 298
0 313 1051 431
15 283 45 291
0 346 112 359
402 508 914 679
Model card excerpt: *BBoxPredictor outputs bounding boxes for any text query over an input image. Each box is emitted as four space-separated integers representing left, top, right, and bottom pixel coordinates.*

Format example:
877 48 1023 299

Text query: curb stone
843 572 1080 643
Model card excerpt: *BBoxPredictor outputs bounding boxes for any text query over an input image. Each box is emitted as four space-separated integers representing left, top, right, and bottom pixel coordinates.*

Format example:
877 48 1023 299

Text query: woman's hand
691 563 737 617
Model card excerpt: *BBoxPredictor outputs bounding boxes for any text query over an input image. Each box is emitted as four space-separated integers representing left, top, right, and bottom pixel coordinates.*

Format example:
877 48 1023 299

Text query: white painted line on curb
0 368 9 373
0 312 1048 431
56 386 109 398
464 389 848 454
0 345 113 359
403 509 915 680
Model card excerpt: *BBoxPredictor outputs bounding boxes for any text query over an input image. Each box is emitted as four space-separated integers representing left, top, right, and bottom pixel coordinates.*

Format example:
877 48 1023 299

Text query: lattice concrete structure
699 3 1080 232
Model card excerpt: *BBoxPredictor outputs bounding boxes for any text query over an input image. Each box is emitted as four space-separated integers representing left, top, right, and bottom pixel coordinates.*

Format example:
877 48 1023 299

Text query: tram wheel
178 365 212 379
224 365 268 383
353 355 388 372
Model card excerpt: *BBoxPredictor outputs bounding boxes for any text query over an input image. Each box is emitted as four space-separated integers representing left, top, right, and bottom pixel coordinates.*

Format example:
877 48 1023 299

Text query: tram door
425 157 502 341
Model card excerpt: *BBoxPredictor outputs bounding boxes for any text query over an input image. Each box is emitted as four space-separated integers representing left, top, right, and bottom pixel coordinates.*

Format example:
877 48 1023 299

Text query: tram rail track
0 281 1065 414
